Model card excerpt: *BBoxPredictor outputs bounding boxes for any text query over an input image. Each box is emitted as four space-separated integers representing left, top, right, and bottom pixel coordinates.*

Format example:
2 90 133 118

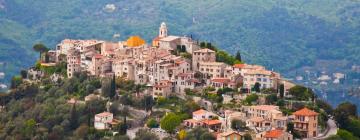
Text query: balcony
294 127 308 131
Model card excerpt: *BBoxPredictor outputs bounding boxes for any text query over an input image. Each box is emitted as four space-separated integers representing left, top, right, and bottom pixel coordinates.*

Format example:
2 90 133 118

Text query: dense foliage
0 0 359 85
333 102 360 138
184 127 216 140
0 75 111 139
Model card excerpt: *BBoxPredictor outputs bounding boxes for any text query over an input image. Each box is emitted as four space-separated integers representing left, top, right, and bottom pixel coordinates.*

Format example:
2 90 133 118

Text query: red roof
233 64 245 69
264 129 283 138
211 78 231 84
202 119 222 125
293 107 319 116
94 54 103 59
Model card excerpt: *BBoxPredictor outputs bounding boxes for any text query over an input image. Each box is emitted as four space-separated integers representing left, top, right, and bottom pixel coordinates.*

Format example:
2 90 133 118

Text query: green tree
134 129 159 140
231 119 247 131
142 95 154 112
20 70 27 79
244 133 252 140
279 84 285 98
181 45 186 52
316 99 333 115
70 103 78 130
160 113 181 133
116 122 128 135
253 82 261 93
102 77 116 99
111 75 116 98
180 100 200 116
337 129 359 140
146 118 159 128
265 93 278 104
200 133 216 140
200 42 206 48
288 85 315 101
119 94 133 105
24 119 36 137
346 117 360 138
185 127 216 140
244 94 258 105
74 124 89 139
110 101 121 116
118 106 129 135
10 76 22 89
235 51 242 62
114 135 130 140
287 122 301 138
334 102 357 128
33 43 49 58
325 135 342 140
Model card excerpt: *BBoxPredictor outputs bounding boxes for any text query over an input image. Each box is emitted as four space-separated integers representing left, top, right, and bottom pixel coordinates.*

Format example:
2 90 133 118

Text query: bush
244 94 258 105
337 129 359 140
146 118 159 128
160 113 181 133
288 85 315 101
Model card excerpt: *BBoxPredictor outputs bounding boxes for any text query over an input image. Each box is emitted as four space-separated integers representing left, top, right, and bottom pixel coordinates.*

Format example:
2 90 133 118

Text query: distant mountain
0 0 359 85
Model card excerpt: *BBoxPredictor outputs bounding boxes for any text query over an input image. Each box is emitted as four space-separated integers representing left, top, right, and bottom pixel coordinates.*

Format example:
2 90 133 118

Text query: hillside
0 0 359 84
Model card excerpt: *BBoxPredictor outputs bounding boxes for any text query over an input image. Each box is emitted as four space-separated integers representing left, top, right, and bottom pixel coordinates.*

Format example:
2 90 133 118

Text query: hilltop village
47 22 287 97
0 23 337 140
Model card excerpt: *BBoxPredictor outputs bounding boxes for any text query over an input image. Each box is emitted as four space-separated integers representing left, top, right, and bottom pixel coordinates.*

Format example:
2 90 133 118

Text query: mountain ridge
0 0 359 83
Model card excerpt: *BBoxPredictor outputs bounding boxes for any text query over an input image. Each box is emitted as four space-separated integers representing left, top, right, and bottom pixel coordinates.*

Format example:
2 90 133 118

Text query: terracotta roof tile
293 107 318 116
248 117 265 122
233 64 245 69
211 78 231 83
202 119 222 125
264 129 283 138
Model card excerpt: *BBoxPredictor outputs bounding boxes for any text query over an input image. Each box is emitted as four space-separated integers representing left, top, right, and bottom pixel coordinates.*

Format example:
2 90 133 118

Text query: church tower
159 22 168 38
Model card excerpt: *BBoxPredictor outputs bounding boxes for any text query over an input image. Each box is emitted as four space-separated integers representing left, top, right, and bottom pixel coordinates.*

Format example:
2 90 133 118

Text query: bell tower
159 22 168 38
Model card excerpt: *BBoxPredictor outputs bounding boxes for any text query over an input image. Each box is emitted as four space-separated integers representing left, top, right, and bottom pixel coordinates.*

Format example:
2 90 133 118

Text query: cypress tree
279 84 285 98
254 82 261 93
110 75 116 98
235 51 242 62
70 103 78 130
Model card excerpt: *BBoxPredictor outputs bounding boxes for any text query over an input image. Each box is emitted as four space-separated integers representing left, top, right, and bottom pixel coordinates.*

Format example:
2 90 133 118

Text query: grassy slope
0 0 359 83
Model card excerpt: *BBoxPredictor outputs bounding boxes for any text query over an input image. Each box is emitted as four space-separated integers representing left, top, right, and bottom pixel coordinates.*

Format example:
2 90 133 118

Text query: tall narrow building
153 22 168 47
159 22 168 38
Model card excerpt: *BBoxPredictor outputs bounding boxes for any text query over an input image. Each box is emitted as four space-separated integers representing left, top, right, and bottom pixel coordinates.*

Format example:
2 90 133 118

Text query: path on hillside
308 119 338 140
